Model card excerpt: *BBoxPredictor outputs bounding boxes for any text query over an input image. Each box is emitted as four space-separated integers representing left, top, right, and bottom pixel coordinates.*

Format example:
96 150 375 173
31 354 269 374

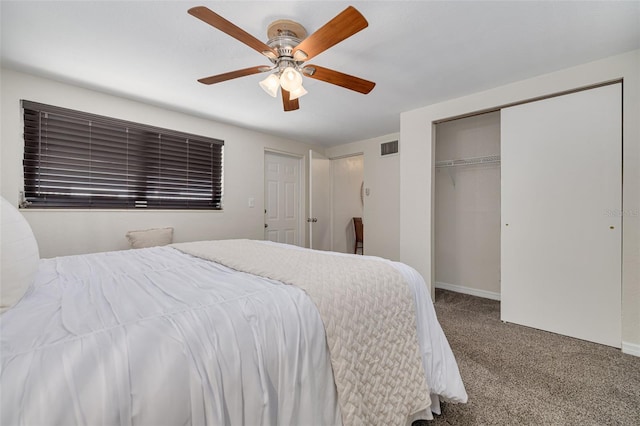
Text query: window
22 100 223 209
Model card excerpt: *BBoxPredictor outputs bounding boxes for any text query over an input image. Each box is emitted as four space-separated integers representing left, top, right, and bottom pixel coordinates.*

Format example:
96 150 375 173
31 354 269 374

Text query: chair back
353 217 363 254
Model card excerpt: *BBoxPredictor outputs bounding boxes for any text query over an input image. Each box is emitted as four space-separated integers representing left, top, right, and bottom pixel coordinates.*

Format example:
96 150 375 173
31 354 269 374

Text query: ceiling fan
188 5 376 112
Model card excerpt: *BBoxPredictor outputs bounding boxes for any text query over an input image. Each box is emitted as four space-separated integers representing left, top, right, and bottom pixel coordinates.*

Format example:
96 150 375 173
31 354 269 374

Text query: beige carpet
415 289 640 425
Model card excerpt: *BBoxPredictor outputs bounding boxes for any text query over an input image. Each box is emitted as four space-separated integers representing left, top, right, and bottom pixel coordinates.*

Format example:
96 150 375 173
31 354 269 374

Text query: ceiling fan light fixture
259 73 280 97
279 67 303 92
289 85 308 101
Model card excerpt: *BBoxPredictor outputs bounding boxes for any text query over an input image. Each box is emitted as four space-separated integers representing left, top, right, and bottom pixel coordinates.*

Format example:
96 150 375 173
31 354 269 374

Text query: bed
0 198 467 425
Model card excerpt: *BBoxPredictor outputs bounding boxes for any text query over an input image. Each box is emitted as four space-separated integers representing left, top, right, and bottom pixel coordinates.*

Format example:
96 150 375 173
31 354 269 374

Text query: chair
353 217 363 255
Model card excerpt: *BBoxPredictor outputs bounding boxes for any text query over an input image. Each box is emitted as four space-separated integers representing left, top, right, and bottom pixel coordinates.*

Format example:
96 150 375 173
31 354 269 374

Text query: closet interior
434 111 502 300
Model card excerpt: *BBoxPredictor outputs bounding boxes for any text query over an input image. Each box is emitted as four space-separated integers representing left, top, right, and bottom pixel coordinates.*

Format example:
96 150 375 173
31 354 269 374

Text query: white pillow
1 196 40 313
126 227 174 249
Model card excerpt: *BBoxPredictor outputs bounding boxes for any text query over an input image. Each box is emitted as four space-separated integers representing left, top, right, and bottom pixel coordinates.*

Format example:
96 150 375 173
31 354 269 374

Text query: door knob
264 223 268 228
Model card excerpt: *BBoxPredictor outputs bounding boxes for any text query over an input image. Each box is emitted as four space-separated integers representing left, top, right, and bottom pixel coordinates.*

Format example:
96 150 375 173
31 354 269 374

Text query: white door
264 151 301 246
309 150 331 250
501 83 621 347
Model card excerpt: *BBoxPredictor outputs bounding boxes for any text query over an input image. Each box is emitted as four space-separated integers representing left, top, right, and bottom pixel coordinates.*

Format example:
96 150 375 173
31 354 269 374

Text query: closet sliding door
501 83 621 347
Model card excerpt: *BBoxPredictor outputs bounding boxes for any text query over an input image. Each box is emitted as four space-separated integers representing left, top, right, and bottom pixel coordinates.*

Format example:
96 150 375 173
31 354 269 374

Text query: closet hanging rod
435 155 501 168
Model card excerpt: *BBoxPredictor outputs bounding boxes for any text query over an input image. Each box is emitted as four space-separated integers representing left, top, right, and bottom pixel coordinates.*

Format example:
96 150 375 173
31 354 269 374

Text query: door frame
309 149 332 250
264 149 306 247
329 153 365 254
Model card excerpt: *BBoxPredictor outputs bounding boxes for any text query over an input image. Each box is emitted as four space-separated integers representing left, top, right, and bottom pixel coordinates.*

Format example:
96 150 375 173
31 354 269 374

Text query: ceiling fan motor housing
267 36 301 64
266 20 308 69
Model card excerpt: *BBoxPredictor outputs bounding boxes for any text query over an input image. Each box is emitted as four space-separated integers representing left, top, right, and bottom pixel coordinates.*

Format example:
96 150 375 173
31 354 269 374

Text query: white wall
331 155 364 254
400 50 640 355
326 133 400 261
434 112 501 298
1 68 321 258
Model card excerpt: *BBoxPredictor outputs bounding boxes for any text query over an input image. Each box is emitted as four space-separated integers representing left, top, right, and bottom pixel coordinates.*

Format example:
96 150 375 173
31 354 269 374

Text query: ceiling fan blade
292 6 368 62
188 6 277 60
197 66 268 85
281 88 300 112
304 65 375 94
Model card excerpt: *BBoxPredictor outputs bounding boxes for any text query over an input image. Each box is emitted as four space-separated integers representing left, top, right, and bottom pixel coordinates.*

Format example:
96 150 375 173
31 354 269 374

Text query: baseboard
622 341 640 357
435 281 501 301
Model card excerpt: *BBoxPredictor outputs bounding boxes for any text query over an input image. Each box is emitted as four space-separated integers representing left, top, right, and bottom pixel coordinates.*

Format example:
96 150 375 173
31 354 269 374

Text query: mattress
0 242 466 425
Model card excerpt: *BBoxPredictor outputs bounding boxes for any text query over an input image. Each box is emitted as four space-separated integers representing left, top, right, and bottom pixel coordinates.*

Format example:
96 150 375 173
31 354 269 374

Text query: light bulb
279 67 303 92
289 85 308 101
259 74 280 97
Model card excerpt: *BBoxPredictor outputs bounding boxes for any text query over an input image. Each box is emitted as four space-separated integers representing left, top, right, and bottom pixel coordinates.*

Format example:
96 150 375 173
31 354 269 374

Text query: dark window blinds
22 100 223 209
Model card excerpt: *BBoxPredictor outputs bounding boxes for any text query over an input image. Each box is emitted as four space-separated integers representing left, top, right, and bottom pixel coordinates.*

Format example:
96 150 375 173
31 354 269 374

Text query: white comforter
1 243 466 425
173 240 429 426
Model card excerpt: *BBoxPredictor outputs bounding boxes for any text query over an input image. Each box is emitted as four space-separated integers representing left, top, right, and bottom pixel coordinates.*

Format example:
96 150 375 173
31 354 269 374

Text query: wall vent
380 140 399 156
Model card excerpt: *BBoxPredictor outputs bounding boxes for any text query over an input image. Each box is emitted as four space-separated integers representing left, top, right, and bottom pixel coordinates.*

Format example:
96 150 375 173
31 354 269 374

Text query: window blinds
22 100 223 209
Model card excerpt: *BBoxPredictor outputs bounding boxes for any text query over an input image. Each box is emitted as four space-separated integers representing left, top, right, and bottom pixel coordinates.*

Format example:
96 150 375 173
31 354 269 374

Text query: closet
435 83 622 347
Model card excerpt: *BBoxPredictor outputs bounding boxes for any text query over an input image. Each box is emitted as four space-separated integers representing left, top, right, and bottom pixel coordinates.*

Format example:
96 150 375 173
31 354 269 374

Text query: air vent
380 140 398 156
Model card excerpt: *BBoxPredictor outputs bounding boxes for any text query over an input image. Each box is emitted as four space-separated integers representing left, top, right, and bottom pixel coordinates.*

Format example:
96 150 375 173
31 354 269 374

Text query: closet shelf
435 155 501 168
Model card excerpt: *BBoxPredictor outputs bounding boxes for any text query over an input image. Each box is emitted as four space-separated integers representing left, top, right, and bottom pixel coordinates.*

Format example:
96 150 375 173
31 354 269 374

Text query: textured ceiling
2 1 639 146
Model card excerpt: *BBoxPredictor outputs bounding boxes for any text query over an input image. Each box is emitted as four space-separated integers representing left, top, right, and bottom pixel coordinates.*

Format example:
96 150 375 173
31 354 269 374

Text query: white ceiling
2 1 639 146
